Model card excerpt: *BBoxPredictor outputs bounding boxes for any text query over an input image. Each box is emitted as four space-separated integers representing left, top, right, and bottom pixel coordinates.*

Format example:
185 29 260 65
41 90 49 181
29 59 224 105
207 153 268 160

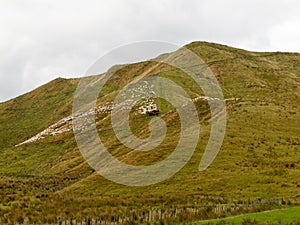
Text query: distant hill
0 41 299 224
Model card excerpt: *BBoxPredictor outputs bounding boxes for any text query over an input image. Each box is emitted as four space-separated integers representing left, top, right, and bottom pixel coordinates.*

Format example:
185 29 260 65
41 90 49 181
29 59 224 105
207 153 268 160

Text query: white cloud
0 0 299 102
269 17 300 52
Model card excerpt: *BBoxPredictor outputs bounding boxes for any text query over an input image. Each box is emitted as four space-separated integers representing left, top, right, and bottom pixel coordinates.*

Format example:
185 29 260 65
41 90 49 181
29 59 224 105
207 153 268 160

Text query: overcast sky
1 0 300 102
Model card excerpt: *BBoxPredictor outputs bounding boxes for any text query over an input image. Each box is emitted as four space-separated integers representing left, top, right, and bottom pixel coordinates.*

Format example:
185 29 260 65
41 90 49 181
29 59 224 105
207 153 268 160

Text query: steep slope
0 78 78 150
0 41 299 223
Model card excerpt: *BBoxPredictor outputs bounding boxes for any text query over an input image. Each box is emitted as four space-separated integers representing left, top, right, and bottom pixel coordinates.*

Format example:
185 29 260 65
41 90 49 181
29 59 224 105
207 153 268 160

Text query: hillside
0 41 299 224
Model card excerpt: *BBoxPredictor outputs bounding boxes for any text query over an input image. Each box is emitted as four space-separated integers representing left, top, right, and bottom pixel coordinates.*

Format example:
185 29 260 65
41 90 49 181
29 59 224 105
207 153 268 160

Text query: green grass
0 77 78 150
0 41 299 223
193 206 300 224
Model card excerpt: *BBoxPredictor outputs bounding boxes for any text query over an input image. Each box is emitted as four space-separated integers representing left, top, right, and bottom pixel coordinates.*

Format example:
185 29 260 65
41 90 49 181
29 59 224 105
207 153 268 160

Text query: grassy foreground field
193 206 300 225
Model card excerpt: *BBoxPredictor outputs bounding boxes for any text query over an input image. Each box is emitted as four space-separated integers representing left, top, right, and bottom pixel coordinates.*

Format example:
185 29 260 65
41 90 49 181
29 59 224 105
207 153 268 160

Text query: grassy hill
0 77 78 150
0 42 299 224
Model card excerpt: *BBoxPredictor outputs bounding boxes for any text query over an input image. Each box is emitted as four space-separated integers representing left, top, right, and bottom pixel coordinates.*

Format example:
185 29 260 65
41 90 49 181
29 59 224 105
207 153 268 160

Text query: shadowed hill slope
0 78 79 150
